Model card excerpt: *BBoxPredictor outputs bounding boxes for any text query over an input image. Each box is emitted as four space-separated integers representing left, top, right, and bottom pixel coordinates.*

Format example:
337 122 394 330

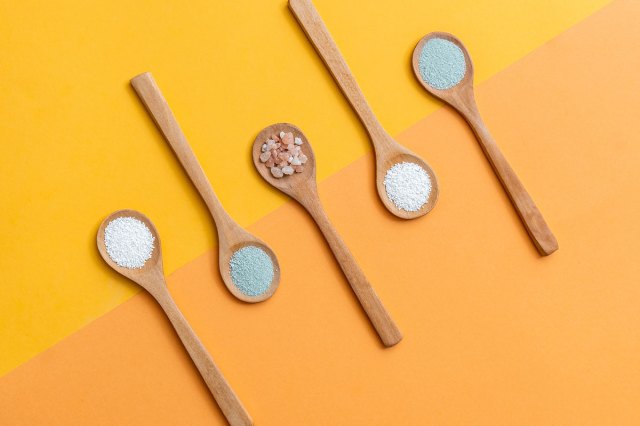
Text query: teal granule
418 38 466 90
229 246 274 297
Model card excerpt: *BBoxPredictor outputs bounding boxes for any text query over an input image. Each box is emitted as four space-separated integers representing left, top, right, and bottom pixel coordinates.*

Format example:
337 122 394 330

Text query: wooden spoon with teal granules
131 72 281 301
412 32 558 256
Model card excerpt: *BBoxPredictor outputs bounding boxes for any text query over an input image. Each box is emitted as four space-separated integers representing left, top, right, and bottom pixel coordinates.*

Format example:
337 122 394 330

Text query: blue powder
229 246 274 297
418 38 466 90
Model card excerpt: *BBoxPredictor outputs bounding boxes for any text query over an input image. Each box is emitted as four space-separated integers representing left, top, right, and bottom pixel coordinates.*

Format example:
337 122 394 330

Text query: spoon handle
463 108 558 256
153 287 253 426
130 72 235 231
289 0 386 141
303 195 402 347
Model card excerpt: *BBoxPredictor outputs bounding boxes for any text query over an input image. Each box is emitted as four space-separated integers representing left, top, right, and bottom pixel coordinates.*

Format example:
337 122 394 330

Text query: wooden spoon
131 72 280 302
289 0 439 220
97 209 253 426
252 123 402 347
412 32 558 256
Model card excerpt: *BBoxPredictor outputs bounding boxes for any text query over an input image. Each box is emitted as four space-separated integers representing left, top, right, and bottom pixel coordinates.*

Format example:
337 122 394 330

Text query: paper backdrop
2 0 639 424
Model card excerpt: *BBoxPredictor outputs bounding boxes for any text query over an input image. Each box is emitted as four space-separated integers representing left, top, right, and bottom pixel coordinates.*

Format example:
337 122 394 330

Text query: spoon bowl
412 32 558 256
374 142 439 219
412 32 475 111
97 209 253 426
97 209 164 293
251 122 317 199
218 238 280 302
253 123 402 347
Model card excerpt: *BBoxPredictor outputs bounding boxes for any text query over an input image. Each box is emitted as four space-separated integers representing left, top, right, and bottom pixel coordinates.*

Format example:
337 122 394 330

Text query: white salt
383 162 432 212
104 217 155 269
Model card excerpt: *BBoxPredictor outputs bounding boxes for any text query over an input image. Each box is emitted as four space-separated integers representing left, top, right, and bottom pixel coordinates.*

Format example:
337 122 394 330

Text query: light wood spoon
131 72 280 301
289 0 438 220
412 32 558 256
253 123 402 347
97 209 253 426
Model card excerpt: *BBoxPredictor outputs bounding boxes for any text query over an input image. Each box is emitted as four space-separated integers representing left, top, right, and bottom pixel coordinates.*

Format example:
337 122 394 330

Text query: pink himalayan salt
282 133 294 145
262 131 306 178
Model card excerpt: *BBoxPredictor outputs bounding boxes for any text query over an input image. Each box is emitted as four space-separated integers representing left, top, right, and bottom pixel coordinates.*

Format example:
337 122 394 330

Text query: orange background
1 0 640 424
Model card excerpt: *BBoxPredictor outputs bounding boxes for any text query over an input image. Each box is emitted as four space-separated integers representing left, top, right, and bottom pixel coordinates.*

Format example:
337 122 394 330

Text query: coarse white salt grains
383 162 432 212
104 217 155 269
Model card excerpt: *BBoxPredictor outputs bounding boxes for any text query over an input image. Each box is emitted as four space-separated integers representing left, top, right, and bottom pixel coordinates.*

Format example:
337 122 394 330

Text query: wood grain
289 0 438 220
412 32 558 256
252 123 402 347
97 210 253 426
131 72 280 302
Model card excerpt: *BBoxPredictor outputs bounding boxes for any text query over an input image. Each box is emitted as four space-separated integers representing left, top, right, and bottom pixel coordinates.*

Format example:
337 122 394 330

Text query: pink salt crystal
299 154 308 163
278 153 289 161
278 160 287 167
265 159 275 167
294 165 304 173
272 134 280 142
270 167 284 178
287 144 295 151
282 132 294 145
259 152 271 162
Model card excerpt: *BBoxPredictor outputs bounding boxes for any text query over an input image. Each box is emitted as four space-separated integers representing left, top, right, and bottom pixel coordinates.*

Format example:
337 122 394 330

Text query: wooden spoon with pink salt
253 123 402 348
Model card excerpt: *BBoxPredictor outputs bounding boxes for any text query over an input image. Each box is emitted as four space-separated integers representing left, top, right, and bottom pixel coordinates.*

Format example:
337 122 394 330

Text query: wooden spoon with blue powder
131 72 280 301
412 32 558 256
289 0 439 220
253 123 402 347
97 209 253 426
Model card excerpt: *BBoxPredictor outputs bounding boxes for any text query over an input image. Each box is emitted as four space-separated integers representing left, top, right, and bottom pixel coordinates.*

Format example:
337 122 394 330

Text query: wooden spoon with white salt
289 0 439 219
131 72 280 301
253 123 402 347
97 209 253 426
